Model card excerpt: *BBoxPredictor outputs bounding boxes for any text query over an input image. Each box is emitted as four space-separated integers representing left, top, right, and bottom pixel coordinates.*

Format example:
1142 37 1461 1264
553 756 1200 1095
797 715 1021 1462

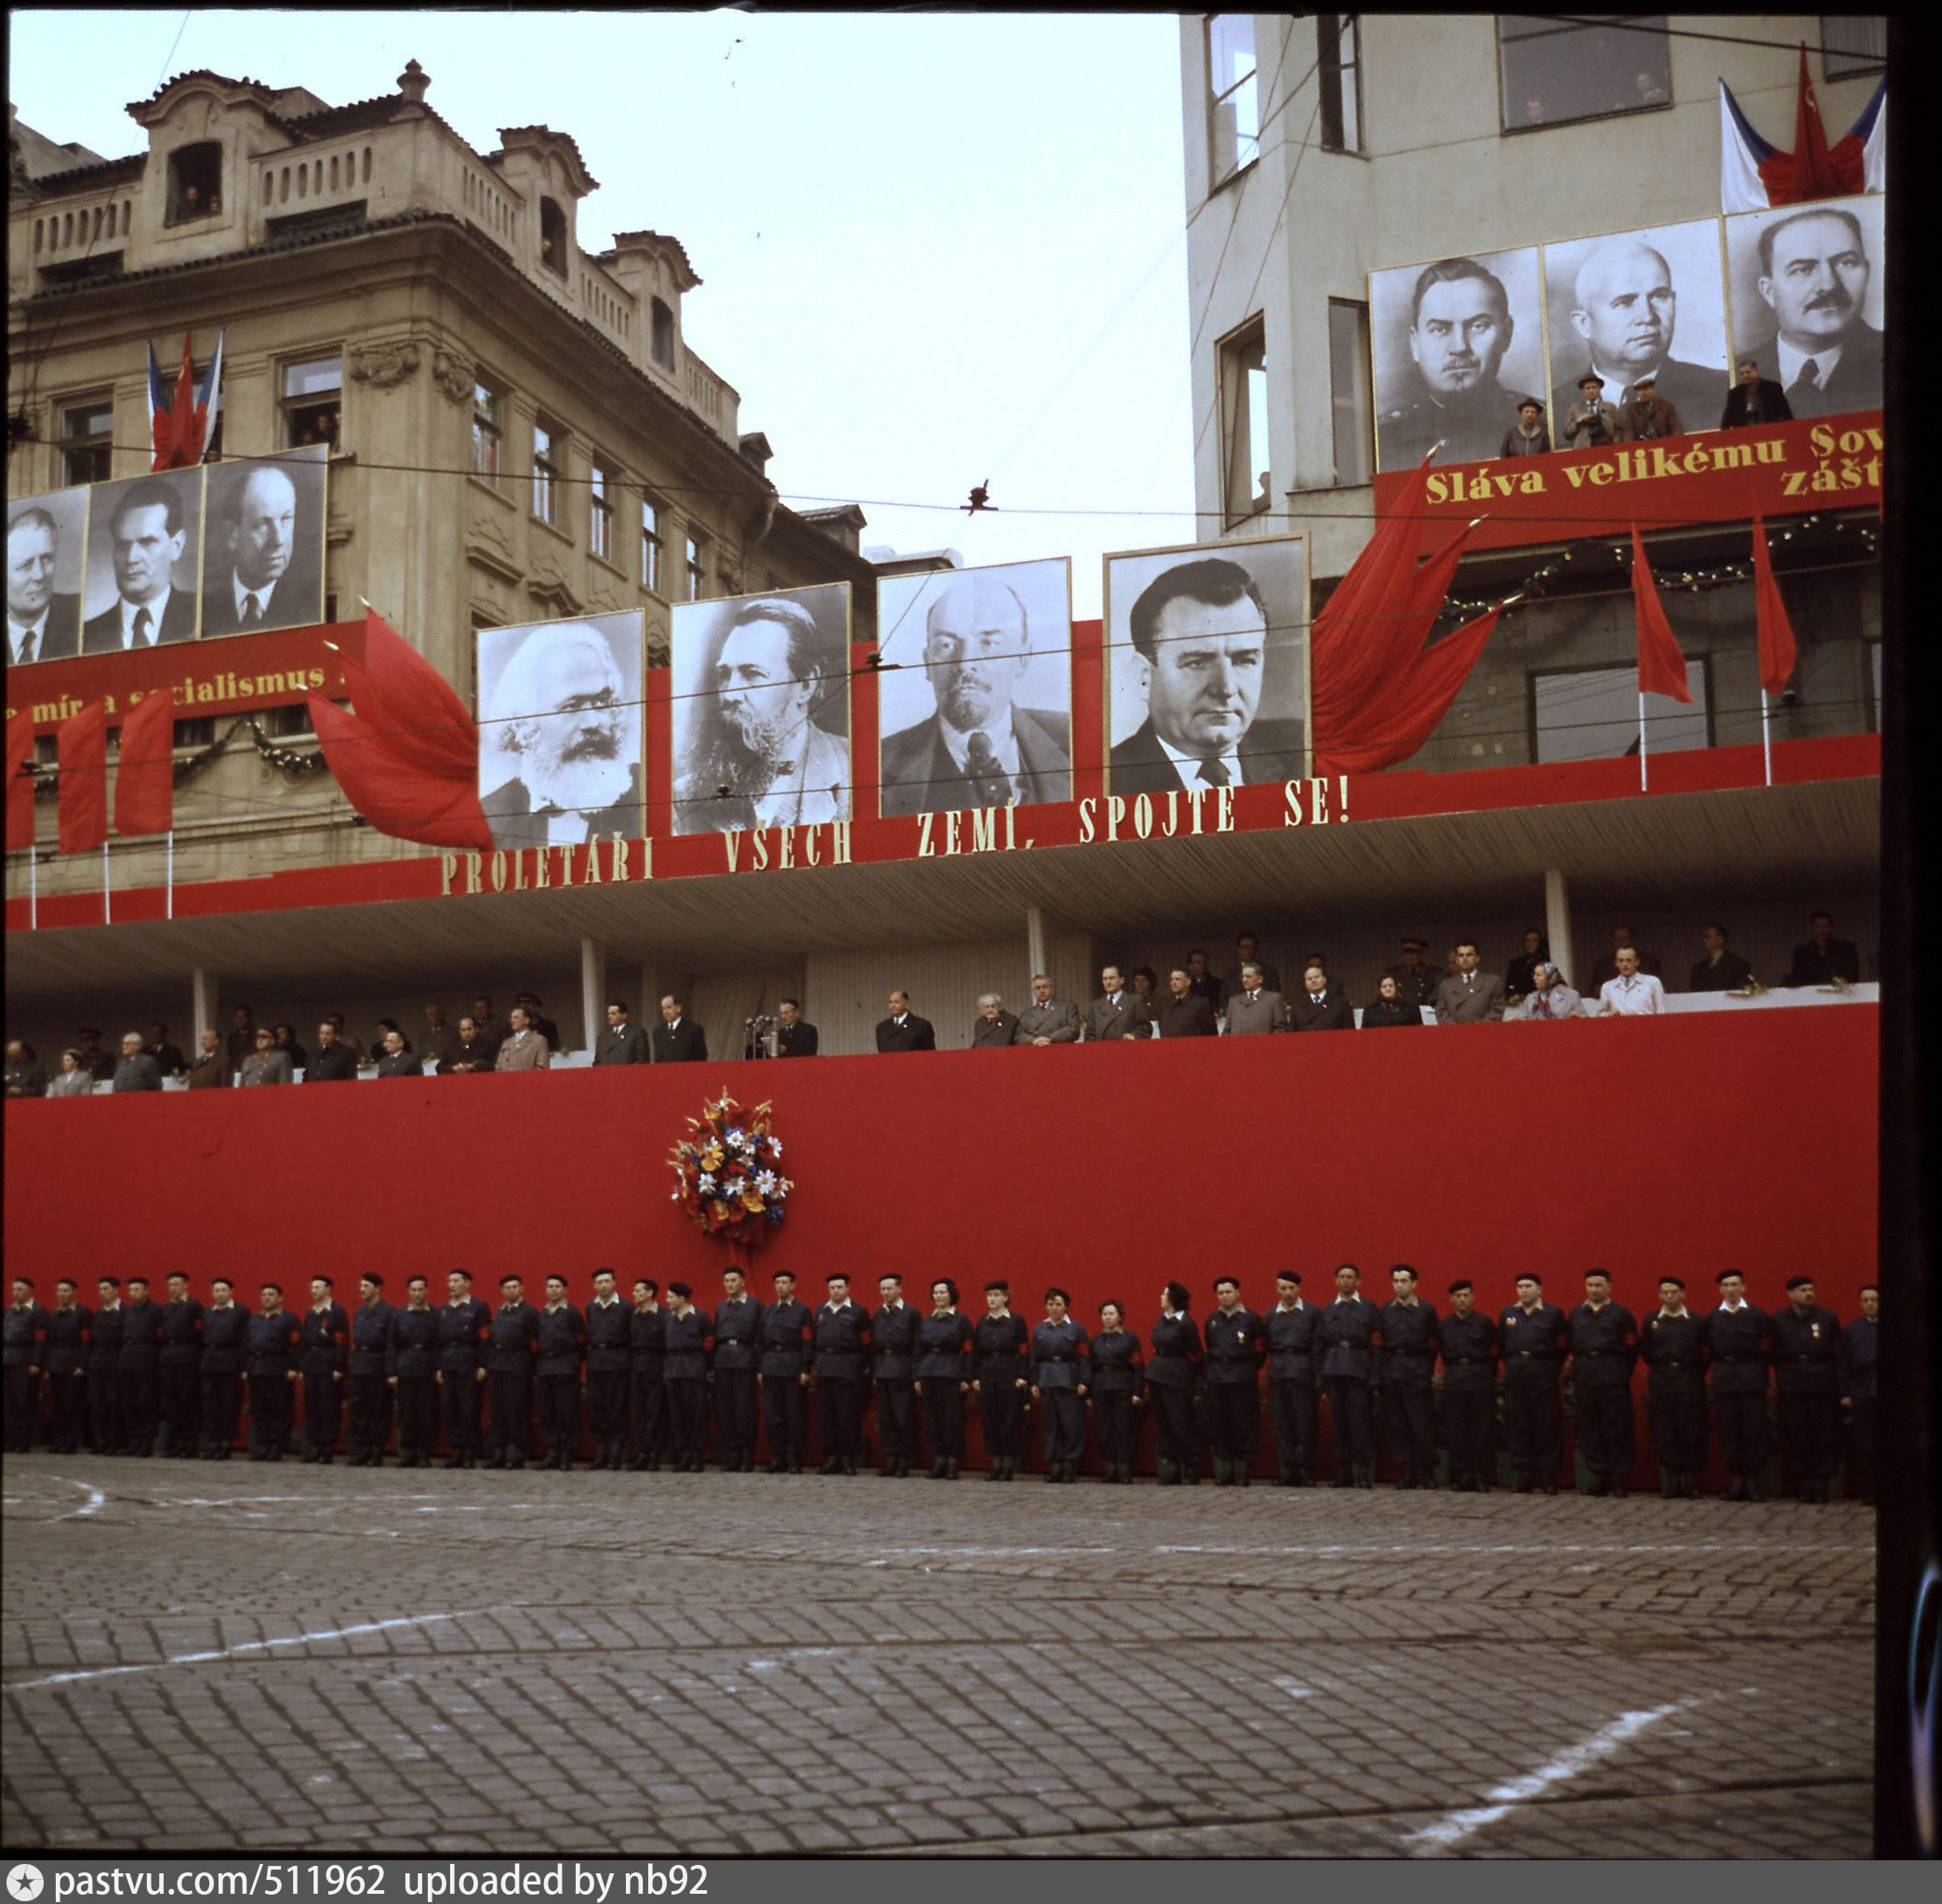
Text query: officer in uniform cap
387 1277 441 1467
158 1272 205 1458
198 1278 249 1460
1704 1269 1770 1500
583 1268 632 1470
1203 1275 1266 1486
759 1271 814 1473
628 1277 668 1471
1640 1275 1708 1497
871 1273 924 1477
436 1269 492 1469
1029 1287 1090 1484
1770 1274 1842 1502
347 1273 394 1466
1839 1285 1878 1504
1566 1269 1639 1496
1438 1279 1498 1491
486 1275 539 1469
1497 1273 1568 1493
1264 1271 1320 1486
244 1285 302 1459
535 1275 588 1470
1384 938 1441 1011
712 1267 763 1472
299 1277 349 1463
1378 1264 1440 1488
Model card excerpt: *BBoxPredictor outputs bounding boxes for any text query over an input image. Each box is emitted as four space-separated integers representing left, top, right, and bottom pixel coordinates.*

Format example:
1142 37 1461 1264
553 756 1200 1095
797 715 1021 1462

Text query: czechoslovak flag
1719 56 1886 213
147 328 225 470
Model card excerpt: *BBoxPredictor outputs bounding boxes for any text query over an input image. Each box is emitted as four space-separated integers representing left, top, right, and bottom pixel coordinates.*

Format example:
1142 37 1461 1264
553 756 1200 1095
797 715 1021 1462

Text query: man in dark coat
1202 1277 1266 1486
810 1274 872 1475
875 990 937 1053
871 1273 924 1477
1439 1280 1498 1492
1316 1263 1380 1488
652 996 709 1063
759 1271 813 1473
1497 1273 1568 1494
244 1285 302 1460
486 1275 539 1470
970 995 1022 1047
88 1277 125 1455
712 1268 764 1472
1784 911 1862 988
158 1272 205 1458
1288 967 1356 1032
535 1277 588 1471
299 1278 349 1464
1378 1265 1440 1487
1705 1269 1770 1500
436 1270 492 1470
972 1281 1030 1481
594 1000 651 1065
387 1277 441 1468
774 999 818 1057
347 1275 394 1466
1688 923 1754 993
583 1269 632 1470
1839 1285 1878 1504
1770 1274 1842 1502
1719 357 1792 430
1151 967 1217 1039
42 1279 91 1455
1265 1271 1320 1486
1567 1269 1639 1496
3 1279 46 1453
628 1278 668 1471
1640 1276 1709 1498
117 1276 164 1455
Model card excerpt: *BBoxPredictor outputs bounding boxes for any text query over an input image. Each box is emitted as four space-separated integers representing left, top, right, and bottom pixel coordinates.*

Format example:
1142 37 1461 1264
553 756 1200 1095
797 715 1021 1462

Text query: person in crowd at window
5 1038 46 1098
436 1016 499 1074
1510 963 1583 1020
1219 932 1282 1001
1014 972 1080 1046
374 1029 419 1078
1087 1299 1144 1485
1618 373 1682 442
200 462 320 636
1147 1282 1203 1485
1151 966 1217 1039
1223 962 1285 1034
1561 371 1622 450
1688 922 1753 992
1360 973 1425 1028
1552 240 1719 427
75 1027 115 1081
272 1022 308 1072
8 504 81 662
494 1004 552 1071
239 1027 292 1086
1505 928 1549 999
307 1019 358 1083
185 1028 230 1089
1598 946 1667 1016
1784 910 1861 987
653 995 707 1064
47 1048 95 1097
1589 924 1664 989
1378 258 1535 466
1747 206 1882 419
1720 356 1792 431
1288 965 1353 1032
773 997 818 1058
916 1279 974 1482
1497 397 1550 458
83 477 198 652
112 1032 162 1093
1434 942 1507 1023
466 996 508 1054
970 992 1021 1048
325 1013 359 1059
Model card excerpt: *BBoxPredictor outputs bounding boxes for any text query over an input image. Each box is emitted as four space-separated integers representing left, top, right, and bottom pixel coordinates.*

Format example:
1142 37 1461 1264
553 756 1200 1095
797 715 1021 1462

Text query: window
641 499 664 593
1822 16 1885 79
1531 661 1710 765
261 704 314 740
281 355 341 449
1497 16 1670 132
60 397 114 485
590 459 614 562
1328 300 1373 487
1318 15 1363 153
685 531 705 603
166 142 223 225
532 422 562 525
472 381 501 481
539 196 568 279
1218 316 1270 526
172 717 216 751
1207 14 1259 186
651 298 676 370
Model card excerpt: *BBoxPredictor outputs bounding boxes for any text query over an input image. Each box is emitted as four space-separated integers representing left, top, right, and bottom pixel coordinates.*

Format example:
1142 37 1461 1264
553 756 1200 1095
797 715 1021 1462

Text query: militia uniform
629 1299 669 1469
436 1293 492 1468
915 1307 974 1478
811 1298 873 1475
1264 1298 1320 1486
1087 1325 1144 1483
662 1305 712 1471
348 1298 395 1465
711 1292 764 1471
1029 1314 1090 1483
43 1300 91 1454
1316 1295 1380 1486
759 1294 814 1472
973 1307 1030 1480
198 1300 250 1459
486 1298 539 1468
535 1300 588 1469
1840 1310 1877 1503
117 1296 165 1456
87 1300 124 1453
299 1300 349 1462
388 1304 441 1466
158 1293 205 1458
3 1298 47 1452
1566 1298 1639 1495
1147 1311 1203 1484
583 1293 632 1469
1377 1297 1440 1487
1639 1306 1708 1496
1771 1299 1842 1502
1705 1300 1770 1499
1497 1298 1568 1492
1202 1304 1266 1485
1438 1308 1498 1491
244 1308 302 1458
871 1298 924 1476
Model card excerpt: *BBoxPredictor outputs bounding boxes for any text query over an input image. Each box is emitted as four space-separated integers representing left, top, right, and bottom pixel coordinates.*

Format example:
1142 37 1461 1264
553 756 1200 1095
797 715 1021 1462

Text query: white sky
7 7 1202 617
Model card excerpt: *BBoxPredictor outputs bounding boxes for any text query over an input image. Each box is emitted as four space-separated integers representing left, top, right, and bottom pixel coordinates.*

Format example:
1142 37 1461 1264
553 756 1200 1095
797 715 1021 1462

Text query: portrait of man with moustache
1730 198 1883 419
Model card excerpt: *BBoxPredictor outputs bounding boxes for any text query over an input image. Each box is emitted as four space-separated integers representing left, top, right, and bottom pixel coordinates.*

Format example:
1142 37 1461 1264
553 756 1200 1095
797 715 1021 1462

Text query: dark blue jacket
159 1297 204 1367
1264 1301 1320 1382
43 1303 90 1376
584 1297 631 1372
1840 1315 1877 1401
1567 1301 1639 1388
1704 1303 1769 1395
245 1309 302 1378
811 1302 872 1380
1378 1300 1439 1384
486 1301 538 1376
536 1303 587 1378
1769 1304 1841 1393
350 1300 394 1377
1497 1301 1568 1385
1086 1327 1144 1396
1315 1296 1380 1381
1437 1310 1498 1391
299 1303 349 1378
973 1311 1029 1381
1030 1317 1089 1391
712 1296 764 1373
760 1298 813 1377
662 1307 711 1380
3 1302 45 1367
871 1303 923 1380
1203 1307 1266 1385
630 1303 667 1368
1146 1313 1202 1390
200 1303 251 1375
387 1305 440 1379
916 1311 973 1381
436 1296 492 1377
1640 1309 1707 1387
118 1299 165 1373
88 1304 125 1372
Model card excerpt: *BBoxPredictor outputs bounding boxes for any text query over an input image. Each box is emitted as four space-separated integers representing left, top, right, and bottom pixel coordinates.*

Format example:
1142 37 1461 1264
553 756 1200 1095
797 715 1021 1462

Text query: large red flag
1761 47 1866 206
1750 513 1798 696
57 703 108 854
5 712 35 852
113 691 177 837
1629 526 1692 705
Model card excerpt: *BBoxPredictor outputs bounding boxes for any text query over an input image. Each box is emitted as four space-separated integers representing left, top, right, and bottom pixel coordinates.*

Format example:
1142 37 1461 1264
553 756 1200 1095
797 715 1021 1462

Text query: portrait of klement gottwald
80 465 205 652
7 484 88 666
474 610 645 850
1726 193 1884 420
875 557 1072 817
670 582 852 835
199 444 327 638
1371 246 1546 470
1104 533 1306 798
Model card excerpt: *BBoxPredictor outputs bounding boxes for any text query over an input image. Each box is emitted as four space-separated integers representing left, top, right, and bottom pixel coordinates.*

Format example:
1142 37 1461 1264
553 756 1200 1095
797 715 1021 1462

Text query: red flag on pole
114 691 177 837
1750 513 1798 695
5 712 35 852
1761 47 1865 206
58 703 109 854
1629 526 1692 704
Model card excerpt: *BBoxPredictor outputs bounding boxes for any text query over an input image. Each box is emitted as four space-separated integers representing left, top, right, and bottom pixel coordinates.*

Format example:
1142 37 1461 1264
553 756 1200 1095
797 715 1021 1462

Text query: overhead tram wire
1527 16 1889 60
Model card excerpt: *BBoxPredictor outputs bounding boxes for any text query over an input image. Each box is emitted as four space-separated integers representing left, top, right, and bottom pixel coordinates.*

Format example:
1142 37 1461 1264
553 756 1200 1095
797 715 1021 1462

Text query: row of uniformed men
2 1263 1877 1497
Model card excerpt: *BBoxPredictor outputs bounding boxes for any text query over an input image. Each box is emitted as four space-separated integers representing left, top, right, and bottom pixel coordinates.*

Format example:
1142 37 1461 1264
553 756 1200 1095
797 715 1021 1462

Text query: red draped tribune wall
3 1007 1877 1479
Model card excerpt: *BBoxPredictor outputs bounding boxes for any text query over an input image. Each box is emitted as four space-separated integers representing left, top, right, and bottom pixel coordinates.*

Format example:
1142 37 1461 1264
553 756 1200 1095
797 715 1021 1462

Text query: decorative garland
25 712 326 803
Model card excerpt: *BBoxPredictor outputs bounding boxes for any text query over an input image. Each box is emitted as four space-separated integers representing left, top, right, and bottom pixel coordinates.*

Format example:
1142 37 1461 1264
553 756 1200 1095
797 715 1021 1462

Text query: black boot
945 1456 960 1479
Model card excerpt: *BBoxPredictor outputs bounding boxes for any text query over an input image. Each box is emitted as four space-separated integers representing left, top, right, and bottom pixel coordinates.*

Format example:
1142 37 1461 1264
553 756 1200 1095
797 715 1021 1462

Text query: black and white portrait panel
1104 534 1305 796
199 445 327 638
1543 218 1730 426
81 466 204 653
1372 246 1545 470
670 582 852 835
1726 194 1884 419
475 610 645 849
7 485 88 666
875 557 1072 817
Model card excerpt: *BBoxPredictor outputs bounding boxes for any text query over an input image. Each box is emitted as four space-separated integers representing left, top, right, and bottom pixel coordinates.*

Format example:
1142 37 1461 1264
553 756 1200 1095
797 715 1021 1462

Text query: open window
166 142 224 225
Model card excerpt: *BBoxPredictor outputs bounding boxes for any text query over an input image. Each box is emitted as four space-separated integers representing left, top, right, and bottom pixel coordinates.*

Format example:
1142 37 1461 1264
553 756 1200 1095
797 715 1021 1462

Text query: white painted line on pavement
58 1481 106 1521
1402 1701 1686 1853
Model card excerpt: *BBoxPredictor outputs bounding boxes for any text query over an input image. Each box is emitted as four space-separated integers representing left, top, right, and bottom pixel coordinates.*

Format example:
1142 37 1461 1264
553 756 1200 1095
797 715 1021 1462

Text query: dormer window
651 298 676 370
166 143 224 226
539 197 568 279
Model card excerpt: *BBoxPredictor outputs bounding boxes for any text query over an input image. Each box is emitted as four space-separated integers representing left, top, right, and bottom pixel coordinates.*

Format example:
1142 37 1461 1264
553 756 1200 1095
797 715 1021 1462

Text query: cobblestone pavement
2 1455 1872 1857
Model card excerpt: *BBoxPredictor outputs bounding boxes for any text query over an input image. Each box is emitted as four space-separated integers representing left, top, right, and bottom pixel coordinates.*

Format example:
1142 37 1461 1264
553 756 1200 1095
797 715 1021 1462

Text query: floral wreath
668 1092 791 1243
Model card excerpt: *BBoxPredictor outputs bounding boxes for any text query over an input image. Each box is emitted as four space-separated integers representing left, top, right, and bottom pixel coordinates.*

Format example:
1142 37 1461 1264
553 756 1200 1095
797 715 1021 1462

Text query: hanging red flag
1629 526 1693 705
58 702 108 854
1762 47 1866 206
1750 513 1798 696
114 691 177 837
5 712 35 853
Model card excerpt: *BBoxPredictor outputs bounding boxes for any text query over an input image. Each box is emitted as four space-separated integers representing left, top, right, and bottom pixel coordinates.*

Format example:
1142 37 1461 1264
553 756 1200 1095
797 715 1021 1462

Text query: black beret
1657 1274 1685 1289
1275 1270 1303 1284
1785 1274 1814 1290
1714 1269 1743 1285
